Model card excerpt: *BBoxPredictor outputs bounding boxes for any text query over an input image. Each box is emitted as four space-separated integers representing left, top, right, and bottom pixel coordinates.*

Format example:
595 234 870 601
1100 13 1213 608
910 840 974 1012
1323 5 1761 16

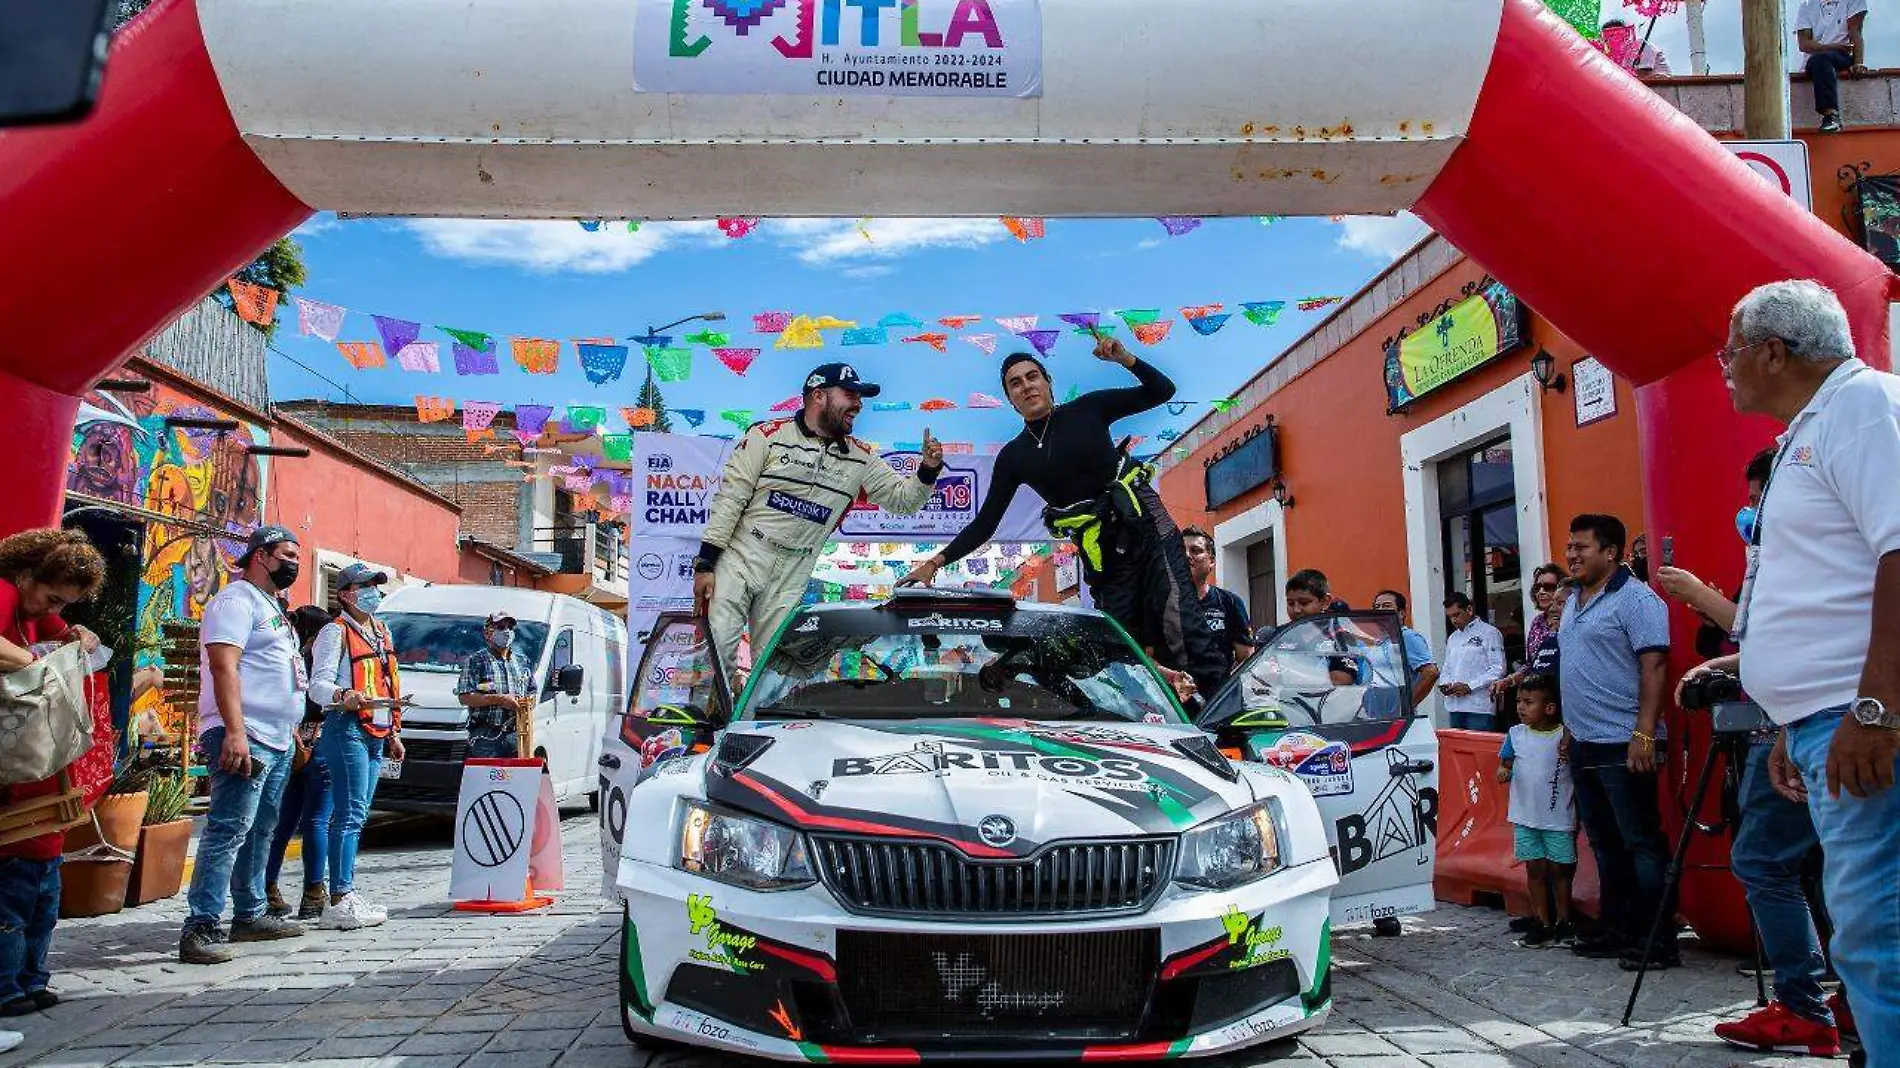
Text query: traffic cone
454 873 554 914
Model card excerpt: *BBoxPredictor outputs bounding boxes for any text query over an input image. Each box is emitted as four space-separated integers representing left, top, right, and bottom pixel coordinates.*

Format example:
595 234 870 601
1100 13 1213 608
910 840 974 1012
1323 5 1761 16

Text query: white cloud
402 219 725 274
841 265 897 280
1332 213 1432 262
768 218 1007 264
292 213 340 238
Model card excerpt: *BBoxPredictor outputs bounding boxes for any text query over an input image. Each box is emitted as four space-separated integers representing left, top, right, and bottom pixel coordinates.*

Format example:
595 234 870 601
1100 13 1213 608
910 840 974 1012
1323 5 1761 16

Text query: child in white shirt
1496 675 1577 946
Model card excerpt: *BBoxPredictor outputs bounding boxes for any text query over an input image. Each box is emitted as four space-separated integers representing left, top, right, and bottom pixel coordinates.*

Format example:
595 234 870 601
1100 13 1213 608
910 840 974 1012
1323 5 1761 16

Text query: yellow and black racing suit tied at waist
1043 457 1155 571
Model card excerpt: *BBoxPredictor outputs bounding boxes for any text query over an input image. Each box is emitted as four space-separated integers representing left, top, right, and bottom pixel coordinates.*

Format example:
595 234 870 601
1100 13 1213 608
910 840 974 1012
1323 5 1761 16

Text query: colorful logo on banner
1382 281 1529 412
841 452 978 536
636 0 1044 98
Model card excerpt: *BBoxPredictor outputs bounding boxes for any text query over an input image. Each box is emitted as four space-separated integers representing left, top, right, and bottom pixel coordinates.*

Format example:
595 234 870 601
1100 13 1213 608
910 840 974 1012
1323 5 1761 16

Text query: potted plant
59 770 149 919
126 772 192 906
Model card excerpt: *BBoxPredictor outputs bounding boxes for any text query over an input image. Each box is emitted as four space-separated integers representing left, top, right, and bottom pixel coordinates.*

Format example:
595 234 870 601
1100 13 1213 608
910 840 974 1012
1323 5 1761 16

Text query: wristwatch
1851 697 1899 730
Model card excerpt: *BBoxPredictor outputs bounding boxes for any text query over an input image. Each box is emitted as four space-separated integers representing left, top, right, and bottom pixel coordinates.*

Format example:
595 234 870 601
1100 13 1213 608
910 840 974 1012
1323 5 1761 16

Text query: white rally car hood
701 718 1256 857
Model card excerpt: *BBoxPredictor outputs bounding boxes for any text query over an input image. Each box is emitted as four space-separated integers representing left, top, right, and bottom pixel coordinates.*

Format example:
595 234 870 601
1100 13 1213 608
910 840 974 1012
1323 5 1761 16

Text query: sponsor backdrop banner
1381 281 1529 412
634 0 1044 99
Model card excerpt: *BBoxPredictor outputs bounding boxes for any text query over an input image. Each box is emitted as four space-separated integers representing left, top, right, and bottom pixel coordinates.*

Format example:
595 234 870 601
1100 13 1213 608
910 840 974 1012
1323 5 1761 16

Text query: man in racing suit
693 362 945 677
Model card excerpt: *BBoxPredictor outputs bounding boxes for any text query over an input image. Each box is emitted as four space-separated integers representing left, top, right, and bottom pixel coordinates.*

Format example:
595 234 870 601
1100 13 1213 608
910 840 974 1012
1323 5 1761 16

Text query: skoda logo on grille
977 814 1016 847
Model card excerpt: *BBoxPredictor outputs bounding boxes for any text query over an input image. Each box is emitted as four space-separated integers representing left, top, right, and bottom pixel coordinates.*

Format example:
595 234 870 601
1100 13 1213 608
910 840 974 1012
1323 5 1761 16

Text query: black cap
804 363 881 398
484 612 517 629
335 563 388 591
242 525 298 563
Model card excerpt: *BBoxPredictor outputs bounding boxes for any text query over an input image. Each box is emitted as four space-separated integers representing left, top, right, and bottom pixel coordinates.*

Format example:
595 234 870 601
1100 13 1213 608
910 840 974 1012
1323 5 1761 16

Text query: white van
372 585 628 814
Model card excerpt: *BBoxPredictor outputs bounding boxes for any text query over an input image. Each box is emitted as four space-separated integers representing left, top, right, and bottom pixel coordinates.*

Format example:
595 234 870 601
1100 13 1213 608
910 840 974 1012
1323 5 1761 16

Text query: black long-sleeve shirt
938 358 1175 564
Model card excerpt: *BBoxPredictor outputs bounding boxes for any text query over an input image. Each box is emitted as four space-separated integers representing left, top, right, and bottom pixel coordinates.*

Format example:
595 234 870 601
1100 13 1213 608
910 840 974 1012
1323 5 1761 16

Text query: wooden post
1742 0 1790 138
1686 0 1709 76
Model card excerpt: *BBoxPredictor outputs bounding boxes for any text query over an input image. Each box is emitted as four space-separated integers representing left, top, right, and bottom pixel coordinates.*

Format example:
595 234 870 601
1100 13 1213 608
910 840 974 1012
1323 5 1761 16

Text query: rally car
598 589 1438 1062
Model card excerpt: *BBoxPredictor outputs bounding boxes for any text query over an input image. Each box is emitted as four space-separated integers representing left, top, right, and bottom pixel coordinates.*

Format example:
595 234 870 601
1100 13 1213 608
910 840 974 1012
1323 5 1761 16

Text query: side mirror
557 664 584 697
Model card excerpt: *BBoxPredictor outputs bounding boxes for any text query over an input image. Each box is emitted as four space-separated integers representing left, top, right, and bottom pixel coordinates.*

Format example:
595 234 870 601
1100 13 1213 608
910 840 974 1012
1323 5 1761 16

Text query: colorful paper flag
1158 428 1182 441
1166 401 1192 416
414 396 456 423
1117 309 1161 327
753 312 792 334
601 434 632 462
463 400 502 434
1180 304 1224 321
1257 215 1281 226
1156 216 1203 236
630 334 672 350
811 316 857 331
878 313 924 330
1210 398 1240 412
452 341 499 376
720 409 755 432
903 333 949 352
294 297 346 341
1019 329 1060 357
511 338 561 375
577 343 629 385
227 280 279 326
646 346 694 383
1001 217 1046 241
919 398 958 412
969 393 1002 409
684 330 730 347
872 401 912 412
1241 301 1286 327
1132 321 1174 345
716 217 761 238
1063 384 1081 403
337 342 386 370
713 348 759 376
842 327 888 346
395 341 441 373
775 316 825 350
372 316 422 366
767 396 802 414
962 334 998 355
938 315 983 329
676 409 706 428
995 315 1038 334
566 405 606 432
1059 312 1102 332
514 404 554 445
1187 313 1232 336
1073 324 1118 339
623 406 657 429
1298 296 1344 312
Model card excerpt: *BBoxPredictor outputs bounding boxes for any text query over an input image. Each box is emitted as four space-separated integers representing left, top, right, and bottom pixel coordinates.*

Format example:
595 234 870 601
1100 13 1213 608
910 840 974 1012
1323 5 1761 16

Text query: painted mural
67 384 270 737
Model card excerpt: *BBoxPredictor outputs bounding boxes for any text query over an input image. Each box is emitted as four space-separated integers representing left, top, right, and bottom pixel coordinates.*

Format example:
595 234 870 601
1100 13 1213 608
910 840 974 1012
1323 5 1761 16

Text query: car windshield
744 605 1183 724
380 612 549 675
1202 613 1413 727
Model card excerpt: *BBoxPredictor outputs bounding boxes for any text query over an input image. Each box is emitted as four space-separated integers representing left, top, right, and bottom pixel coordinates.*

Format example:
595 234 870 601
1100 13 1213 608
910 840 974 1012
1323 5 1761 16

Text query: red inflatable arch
0 0 1892 945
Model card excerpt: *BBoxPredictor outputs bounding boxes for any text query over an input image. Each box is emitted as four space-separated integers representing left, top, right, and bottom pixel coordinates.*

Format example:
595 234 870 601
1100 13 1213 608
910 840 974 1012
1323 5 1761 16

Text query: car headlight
676 801 816 891
1175 800 1284 891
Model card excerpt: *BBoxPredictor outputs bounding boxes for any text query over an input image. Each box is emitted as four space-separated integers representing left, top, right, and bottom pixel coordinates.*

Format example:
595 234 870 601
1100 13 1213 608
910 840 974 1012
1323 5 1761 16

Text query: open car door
597 613 731 896
1198 611 1439 929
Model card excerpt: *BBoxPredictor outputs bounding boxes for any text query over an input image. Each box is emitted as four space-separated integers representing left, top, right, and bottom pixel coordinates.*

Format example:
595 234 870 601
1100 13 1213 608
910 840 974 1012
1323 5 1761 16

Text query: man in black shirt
900 337 1227 699
1183 525 1254 677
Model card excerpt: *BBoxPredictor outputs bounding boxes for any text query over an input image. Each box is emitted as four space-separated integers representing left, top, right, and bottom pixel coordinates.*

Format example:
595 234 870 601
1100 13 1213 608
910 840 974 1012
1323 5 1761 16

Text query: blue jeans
1788 708 1900 1065
0 857 60 1004
1571 741 1674 951
321 712 385 896
1732 738 1832 1024
1450 711 1495 731
265 755 333 890
185 728 292 930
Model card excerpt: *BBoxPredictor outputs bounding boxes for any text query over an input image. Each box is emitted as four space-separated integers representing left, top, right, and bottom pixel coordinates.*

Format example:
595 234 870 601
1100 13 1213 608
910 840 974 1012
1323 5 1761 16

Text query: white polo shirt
1795 0 1867 47
1739 360 1900 724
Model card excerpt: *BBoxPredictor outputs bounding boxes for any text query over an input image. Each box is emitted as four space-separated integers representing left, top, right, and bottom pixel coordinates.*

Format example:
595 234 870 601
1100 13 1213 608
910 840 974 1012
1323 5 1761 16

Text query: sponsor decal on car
905 612 1003 631
641 728 689 768
1221 905 1291 970
830 740 1150 792
1261 732 1355 797
662 1005 759 1049
685 894 764 973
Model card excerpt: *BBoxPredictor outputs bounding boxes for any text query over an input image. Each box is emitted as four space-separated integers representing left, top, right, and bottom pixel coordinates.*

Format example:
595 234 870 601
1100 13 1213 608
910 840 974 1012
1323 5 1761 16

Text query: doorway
1437 435 1525 666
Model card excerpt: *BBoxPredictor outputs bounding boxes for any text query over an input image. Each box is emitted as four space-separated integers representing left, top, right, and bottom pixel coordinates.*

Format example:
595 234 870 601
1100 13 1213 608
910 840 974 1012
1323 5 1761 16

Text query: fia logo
647 453 674 471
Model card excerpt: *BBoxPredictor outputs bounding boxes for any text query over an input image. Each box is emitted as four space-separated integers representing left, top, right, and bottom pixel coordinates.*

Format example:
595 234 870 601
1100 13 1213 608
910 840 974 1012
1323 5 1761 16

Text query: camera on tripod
1679 670 1773 734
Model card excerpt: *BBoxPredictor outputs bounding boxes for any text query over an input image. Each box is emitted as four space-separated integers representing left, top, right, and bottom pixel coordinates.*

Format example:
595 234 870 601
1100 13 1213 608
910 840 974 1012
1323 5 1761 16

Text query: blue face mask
351 587 383 615
1736 506 1759 545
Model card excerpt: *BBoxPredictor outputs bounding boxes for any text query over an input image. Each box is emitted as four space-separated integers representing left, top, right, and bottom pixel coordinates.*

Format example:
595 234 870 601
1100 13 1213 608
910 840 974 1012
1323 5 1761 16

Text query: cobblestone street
4 815 1835 1068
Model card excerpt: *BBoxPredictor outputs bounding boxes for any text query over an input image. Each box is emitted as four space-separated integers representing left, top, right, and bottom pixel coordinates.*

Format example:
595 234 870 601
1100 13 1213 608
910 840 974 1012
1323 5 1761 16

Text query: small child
1495 674 1577 947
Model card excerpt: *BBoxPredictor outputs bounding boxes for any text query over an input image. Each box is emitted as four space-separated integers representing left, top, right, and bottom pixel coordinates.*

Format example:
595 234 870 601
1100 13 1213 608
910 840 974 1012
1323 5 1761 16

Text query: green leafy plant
143 773 191 825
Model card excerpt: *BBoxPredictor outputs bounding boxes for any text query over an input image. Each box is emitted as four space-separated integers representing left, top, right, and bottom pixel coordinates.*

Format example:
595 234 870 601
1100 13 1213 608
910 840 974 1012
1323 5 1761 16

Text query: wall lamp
1271 478 1295 509
1530 349 1568 394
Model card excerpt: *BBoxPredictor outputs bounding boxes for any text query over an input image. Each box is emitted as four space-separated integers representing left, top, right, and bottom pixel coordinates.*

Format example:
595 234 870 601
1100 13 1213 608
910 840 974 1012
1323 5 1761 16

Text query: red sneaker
1829 991 1857 1042
1714 1002 1842 1056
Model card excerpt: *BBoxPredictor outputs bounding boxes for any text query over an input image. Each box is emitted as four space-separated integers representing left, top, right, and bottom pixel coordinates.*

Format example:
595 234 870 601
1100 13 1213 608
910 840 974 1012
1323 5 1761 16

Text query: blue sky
269 214 1425 452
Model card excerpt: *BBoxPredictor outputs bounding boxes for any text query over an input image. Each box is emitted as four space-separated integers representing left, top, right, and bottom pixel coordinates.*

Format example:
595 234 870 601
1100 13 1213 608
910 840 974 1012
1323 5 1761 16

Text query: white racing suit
699 416 937 676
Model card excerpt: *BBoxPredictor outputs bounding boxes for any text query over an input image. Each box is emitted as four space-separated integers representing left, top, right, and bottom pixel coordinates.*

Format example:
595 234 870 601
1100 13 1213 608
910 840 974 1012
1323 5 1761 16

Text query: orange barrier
1434 729 1599 919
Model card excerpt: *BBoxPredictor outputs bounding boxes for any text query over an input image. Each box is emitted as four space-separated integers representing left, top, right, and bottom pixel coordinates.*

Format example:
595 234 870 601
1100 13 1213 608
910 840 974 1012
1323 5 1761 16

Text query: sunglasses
1533 582 1560 593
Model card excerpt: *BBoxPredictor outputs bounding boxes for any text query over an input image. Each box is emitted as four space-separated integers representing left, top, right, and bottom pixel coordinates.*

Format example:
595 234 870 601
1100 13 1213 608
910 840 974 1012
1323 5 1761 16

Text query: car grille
399 738 469 763
812 835 1174 919
836 929 1156 1042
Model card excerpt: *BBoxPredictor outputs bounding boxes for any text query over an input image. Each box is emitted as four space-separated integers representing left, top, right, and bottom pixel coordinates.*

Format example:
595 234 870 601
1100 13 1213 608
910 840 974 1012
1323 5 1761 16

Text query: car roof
799 589 1095 620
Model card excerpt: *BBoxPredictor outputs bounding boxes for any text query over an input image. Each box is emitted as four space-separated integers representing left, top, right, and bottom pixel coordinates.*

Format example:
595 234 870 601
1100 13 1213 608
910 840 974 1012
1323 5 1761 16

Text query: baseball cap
804 363 882 398
241 525 298 563
335 562 389 591
484 611 517 629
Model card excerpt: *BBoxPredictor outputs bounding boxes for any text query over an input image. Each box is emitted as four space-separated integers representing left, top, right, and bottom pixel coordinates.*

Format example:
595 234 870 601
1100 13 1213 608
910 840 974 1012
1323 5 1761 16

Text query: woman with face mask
305 564 406 931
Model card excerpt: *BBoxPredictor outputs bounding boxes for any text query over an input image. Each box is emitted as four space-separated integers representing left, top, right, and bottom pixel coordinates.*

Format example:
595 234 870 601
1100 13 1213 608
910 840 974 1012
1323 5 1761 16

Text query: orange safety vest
342 616 402 738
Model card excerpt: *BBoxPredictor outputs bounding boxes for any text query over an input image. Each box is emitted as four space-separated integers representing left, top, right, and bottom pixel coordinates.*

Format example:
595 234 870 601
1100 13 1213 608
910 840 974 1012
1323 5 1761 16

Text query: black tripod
1621 721 1768 1025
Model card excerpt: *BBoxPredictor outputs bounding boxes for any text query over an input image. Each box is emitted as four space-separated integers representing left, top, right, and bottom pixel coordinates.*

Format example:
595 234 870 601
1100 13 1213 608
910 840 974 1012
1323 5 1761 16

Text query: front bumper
616 858 1334 1062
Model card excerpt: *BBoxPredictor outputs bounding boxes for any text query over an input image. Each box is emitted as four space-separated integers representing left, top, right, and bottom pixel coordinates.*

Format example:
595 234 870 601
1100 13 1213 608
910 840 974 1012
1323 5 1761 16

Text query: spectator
1558 513 1674 970
1495 565 1567 698
0 529 107 1041
265 606 335 923
1181 527 1254 678
307 564 404 931
1438 592 1505 731
1284 569 1334 621
1686 280 1898 1065
180 525 309 965
1796 0 1869 133
1496 674 1576 947
457 612 539 759
1370 589 1440 707
1600 18 1672 75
